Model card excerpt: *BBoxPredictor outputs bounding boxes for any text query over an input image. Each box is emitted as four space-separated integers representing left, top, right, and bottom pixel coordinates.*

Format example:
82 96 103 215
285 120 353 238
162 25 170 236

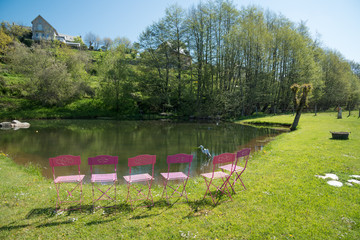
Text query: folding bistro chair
201 153 236 205
88 155 118 208
220 148 250 193
123 154 156 209
49 155 85 210
160 153 193 204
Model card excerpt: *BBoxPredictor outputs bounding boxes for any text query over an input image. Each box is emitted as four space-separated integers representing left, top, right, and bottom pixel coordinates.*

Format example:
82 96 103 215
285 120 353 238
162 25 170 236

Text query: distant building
31 15 80 48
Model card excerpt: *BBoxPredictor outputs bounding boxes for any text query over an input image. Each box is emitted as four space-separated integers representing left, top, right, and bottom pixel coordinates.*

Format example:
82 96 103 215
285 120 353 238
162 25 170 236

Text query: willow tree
290 83 312 131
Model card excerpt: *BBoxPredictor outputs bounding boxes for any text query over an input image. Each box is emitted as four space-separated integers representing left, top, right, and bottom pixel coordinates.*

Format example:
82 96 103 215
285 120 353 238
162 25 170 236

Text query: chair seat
219 164 244 172
201 171 229 179
160 172 188 180
91 173 117 183
123 173 153 183
54 174 85 183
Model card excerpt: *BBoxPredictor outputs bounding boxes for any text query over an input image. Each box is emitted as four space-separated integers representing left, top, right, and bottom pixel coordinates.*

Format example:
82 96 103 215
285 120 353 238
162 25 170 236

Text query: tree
1 21 31 43
73 36 87 50
102 37 113 51
94 35 101 50
0 29 12 55
290 83 312 131
7 42 78 106
84 32 97 50
164 4 187 108
99 44 136 113
319 50 351 109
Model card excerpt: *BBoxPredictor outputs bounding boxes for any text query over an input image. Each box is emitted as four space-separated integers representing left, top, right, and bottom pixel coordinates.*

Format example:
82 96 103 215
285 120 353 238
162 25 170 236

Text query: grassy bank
1 112 359 239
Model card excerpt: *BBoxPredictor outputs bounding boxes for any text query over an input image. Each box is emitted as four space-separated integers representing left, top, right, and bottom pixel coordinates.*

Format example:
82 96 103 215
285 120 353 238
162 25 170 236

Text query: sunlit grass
1 112 359 239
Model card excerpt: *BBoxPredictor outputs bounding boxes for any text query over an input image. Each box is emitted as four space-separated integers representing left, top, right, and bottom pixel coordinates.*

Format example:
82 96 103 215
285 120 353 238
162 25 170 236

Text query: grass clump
0 112 359 239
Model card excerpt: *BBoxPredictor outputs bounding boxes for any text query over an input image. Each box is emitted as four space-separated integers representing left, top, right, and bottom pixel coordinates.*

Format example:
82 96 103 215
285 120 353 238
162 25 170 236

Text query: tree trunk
290 110 302 131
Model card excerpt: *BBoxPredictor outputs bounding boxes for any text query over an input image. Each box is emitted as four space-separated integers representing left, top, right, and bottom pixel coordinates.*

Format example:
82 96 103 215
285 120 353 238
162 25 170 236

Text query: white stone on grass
350 175 360 179
315 173 339 180
348 179 360 185
327 180 343 187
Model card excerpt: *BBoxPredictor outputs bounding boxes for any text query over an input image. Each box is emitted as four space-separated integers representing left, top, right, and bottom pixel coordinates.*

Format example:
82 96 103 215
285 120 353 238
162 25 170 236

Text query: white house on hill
31 15 80 48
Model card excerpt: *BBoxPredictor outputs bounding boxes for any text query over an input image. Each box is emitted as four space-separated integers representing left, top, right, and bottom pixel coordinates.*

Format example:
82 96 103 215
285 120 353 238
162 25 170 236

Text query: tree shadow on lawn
0 223 31 232
1 193 230 232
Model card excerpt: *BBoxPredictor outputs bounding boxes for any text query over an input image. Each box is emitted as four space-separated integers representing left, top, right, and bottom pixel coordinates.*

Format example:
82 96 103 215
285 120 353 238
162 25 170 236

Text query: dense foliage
1 1 359 119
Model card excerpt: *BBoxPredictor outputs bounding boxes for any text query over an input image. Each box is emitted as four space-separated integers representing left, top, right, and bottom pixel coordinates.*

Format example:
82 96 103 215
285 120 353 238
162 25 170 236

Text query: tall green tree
7 42 78 106
99 44 136 113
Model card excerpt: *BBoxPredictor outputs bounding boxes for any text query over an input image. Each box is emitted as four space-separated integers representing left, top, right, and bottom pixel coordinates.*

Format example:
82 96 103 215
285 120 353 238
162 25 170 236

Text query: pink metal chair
201 153 236 205
88 155 118 208
123 154 156 209
220 148 250 193
49 155 85 210
160 153 193 204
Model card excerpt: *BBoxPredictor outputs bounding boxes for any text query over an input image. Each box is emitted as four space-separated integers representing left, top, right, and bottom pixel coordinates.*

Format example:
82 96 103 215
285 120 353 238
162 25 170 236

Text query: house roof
31 15 58 35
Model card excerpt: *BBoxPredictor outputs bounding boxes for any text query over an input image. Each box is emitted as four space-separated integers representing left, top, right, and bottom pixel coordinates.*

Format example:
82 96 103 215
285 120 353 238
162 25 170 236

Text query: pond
0 119 280 183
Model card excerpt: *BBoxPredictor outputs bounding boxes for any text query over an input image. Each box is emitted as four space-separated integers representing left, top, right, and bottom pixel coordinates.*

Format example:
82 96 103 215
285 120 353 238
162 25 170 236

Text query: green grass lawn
1 112 359 239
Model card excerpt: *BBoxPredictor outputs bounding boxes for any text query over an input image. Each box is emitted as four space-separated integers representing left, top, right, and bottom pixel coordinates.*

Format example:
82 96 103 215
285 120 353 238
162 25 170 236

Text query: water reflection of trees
0 120 279 181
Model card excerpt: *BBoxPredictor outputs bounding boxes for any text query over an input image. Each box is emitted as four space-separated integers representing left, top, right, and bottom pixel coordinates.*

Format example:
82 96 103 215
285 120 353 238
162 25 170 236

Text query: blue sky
1 0 359 62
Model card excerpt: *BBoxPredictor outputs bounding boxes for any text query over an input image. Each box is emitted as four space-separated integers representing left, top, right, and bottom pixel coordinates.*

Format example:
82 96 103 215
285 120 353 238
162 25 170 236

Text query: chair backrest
49 155 81 167
167 153 193 164
88 155 118 173
128 154 156 177
211 153 236 177
166 153 193 176
49 155 81 180
128 154 156 167
236 148 251 170
213 153 236 165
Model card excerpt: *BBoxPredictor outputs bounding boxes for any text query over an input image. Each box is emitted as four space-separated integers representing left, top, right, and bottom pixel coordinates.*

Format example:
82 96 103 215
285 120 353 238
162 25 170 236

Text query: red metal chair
220 148 250 193
123 154 156 209
160 153 193 204
49 155 85 210
88 155 118 209
200 153 236 205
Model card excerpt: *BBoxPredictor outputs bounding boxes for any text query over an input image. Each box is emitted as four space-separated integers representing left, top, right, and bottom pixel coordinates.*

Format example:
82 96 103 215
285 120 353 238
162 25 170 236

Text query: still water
0 119 280 183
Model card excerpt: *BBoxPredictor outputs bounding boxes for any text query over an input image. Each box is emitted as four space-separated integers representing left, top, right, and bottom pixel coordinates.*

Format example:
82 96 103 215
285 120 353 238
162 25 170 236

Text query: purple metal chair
123 154 156 209
200 153 236 205
220 148 250 193
49 155 85 210
160 153 193 204
88 155 118 208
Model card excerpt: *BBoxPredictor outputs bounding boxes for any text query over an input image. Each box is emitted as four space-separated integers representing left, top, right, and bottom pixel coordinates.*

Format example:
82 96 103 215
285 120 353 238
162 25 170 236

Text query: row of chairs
49 148 250 210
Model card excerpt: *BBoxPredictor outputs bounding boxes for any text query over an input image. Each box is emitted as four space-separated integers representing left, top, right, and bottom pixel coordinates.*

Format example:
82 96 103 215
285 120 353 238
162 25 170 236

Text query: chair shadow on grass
183 190 232 218
127 199 177 220
26 207 58 219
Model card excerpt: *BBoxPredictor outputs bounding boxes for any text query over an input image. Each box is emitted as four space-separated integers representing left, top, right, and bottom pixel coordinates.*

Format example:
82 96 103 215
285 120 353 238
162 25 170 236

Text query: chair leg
147 180 154 206
127 183 133 210
92 182 95 209
54 181 83 210
80 180 83 210
162 178 168 203
231 172 246 192
55 183 60 209
203 178 217 205
180 179 189 202
114 181 117 202
238 176 246 190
